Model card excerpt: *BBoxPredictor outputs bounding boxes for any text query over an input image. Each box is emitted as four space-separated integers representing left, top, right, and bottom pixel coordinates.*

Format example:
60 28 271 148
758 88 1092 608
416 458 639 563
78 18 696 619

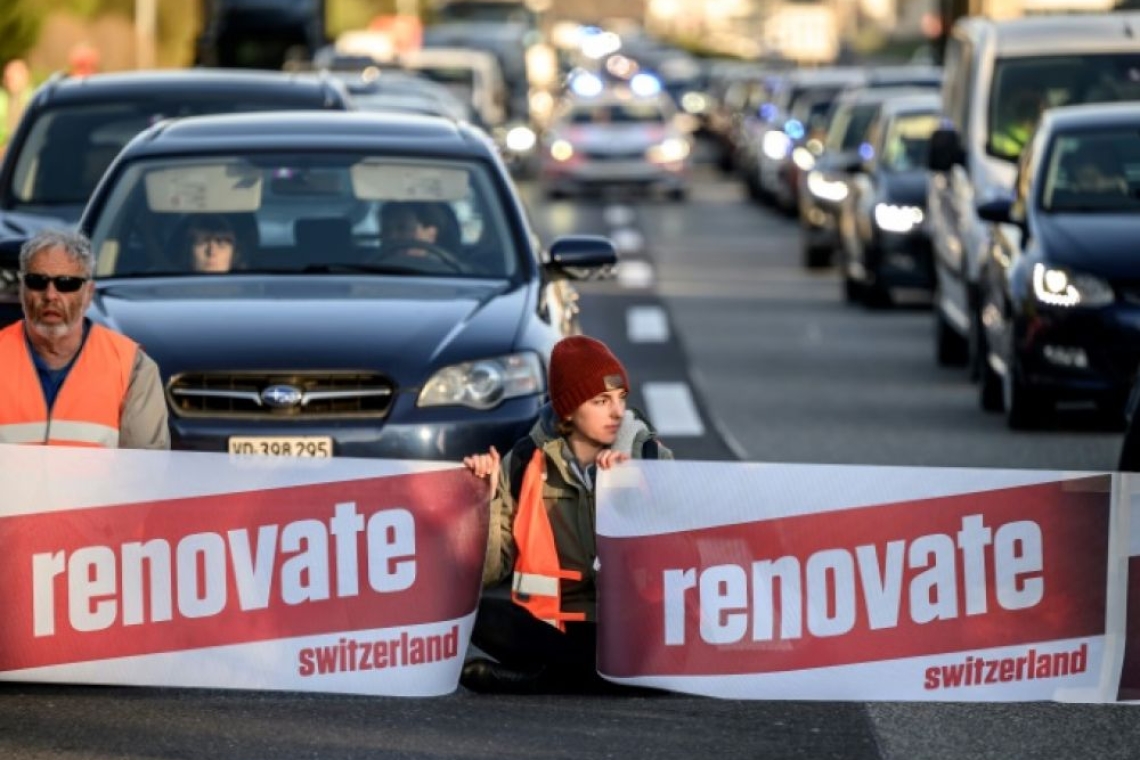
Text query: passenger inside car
175 214 243 273
1064 146 1129 195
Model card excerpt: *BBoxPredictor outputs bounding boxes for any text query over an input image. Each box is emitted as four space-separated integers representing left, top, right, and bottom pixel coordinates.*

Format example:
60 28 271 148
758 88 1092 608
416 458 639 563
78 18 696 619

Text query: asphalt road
2 140 1136 760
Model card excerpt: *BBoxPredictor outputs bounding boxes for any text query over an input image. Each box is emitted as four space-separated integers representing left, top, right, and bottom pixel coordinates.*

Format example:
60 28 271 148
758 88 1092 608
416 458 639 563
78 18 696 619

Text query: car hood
878 170 928 207
1037 214 1140 277
88 276 530 384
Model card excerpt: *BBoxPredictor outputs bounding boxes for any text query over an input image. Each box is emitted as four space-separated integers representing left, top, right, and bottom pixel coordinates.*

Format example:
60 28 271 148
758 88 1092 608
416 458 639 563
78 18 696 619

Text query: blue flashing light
858 142 875 161
784 119 805 141
630 72 661 97
759 103 777 122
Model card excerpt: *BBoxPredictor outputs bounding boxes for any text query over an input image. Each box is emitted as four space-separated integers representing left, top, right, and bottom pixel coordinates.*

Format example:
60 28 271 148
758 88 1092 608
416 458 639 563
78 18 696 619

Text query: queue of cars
701 10 1140 433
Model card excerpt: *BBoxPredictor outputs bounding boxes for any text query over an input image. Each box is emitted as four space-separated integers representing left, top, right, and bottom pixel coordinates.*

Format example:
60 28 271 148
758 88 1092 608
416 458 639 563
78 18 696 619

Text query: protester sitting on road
180 214 240 273
0 229 169 448
461 335 672 694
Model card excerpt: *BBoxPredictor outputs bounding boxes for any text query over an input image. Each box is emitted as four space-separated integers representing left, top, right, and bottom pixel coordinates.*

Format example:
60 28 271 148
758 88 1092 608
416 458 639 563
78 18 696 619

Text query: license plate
228 436 333 457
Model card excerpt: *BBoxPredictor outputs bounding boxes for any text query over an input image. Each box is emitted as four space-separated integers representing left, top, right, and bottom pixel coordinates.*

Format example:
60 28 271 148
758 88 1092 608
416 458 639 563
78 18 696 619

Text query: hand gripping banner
597 461 1135 702
0 444 489 697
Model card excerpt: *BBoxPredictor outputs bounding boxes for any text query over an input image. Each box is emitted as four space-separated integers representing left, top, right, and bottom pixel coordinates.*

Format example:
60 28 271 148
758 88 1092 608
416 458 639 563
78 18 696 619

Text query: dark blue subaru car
74 110 616 460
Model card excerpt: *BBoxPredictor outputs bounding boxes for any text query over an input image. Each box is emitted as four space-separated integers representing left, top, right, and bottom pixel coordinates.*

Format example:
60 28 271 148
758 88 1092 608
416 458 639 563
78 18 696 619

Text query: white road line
627 305 670 343
642 382 706 437
611 227 645 255
603 204 636 227
617 259 655 289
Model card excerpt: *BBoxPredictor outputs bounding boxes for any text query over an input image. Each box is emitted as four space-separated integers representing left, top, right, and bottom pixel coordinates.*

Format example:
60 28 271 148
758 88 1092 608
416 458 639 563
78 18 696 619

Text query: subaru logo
261 384 304 408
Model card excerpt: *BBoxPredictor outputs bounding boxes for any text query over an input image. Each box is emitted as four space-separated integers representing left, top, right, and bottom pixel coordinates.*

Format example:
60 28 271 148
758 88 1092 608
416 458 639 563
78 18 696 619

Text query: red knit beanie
549 335 629 419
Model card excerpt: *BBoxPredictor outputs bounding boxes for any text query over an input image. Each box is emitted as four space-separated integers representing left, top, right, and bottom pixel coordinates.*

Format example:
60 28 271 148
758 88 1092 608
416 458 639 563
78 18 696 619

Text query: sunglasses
21 273 89 293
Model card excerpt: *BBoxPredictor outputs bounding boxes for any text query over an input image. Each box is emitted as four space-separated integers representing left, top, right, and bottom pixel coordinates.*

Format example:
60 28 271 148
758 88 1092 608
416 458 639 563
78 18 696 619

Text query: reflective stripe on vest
510 448 587 631
0 321 136 447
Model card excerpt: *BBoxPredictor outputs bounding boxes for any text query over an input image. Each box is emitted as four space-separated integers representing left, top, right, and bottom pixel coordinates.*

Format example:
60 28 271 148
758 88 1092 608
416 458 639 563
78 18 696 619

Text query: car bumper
800 194 842 248
170 393 543 461
1015 305 1140 402
868 229 935 290
543 160 687 192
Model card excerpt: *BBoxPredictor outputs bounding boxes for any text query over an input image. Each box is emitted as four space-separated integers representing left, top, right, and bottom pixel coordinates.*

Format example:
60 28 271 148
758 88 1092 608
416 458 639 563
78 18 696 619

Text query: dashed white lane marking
617 259 655 289
642 381 706 437
627 305 670 343
611 227 645 255
603 204 636 227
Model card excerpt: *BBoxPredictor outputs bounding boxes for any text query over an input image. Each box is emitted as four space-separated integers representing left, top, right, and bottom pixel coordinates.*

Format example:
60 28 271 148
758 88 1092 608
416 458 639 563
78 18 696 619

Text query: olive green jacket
483 403 672 620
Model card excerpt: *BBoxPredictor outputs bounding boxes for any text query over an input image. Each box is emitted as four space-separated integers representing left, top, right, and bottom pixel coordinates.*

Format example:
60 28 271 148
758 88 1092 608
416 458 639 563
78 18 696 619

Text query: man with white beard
0 229 168 448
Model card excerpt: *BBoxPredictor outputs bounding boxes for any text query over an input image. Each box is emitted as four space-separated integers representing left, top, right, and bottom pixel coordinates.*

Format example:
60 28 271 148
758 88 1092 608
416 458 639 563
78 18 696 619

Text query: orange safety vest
511 448 589 631
0 321 137 447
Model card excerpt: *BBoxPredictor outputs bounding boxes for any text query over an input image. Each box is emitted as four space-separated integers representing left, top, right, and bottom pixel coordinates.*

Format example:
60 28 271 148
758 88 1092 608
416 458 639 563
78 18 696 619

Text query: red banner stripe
598 477 1110 677
1 469 488 671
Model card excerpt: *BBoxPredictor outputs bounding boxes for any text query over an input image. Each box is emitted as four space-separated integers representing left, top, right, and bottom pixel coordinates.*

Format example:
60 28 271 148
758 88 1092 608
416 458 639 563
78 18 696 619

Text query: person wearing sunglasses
0 229 169 449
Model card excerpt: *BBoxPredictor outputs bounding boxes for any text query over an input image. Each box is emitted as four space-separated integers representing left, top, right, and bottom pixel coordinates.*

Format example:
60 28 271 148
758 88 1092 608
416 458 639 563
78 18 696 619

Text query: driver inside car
377 201 465 272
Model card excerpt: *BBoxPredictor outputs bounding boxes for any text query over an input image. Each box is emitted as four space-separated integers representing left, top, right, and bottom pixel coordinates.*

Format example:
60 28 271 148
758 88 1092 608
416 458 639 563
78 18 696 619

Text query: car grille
582 149 644 161
167 372 395 419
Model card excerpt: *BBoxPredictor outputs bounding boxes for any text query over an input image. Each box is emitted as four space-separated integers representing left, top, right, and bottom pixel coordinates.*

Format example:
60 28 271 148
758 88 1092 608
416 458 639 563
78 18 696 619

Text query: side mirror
546 235 618 280
928 127 964 172
977 197 1014 224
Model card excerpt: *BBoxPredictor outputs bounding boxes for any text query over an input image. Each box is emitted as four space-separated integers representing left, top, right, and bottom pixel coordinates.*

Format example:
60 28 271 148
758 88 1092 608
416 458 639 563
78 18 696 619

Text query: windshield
987 53 1140 161
89 153 518 279
826 102 879 153
1041 129 1140 213
880 111 940 172
10 99 331 207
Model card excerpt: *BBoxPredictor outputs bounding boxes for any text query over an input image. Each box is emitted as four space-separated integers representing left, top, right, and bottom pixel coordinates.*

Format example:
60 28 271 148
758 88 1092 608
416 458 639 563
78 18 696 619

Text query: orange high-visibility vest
511 448 588 631
0 321 137 447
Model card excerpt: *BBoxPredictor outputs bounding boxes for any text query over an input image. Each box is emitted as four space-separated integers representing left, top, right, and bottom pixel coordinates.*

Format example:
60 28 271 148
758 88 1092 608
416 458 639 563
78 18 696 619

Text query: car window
987 54 1140 161
89 153 517 278
1040 129 1140 213
10 98 337 207
825 102 879 153
880 111 940 172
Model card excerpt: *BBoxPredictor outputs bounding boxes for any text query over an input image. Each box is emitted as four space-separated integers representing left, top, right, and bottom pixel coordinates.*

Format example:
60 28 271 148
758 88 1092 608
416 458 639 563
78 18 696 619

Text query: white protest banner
597 461 1125 702
1115 473 1140 701
0 444 489 697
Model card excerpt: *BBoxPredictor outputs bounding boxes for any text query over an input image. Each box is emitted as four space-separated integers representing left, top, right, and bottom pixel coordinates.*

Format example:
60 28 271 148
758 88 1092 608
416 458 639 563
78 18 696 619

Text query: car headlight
762 130 792 160
549 139 574 162
647 137 690 164
506 125 537 153
807 171 848 202
873 203 924 234
418 352 545 409
1032 263 1114 308
791 146 816 171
